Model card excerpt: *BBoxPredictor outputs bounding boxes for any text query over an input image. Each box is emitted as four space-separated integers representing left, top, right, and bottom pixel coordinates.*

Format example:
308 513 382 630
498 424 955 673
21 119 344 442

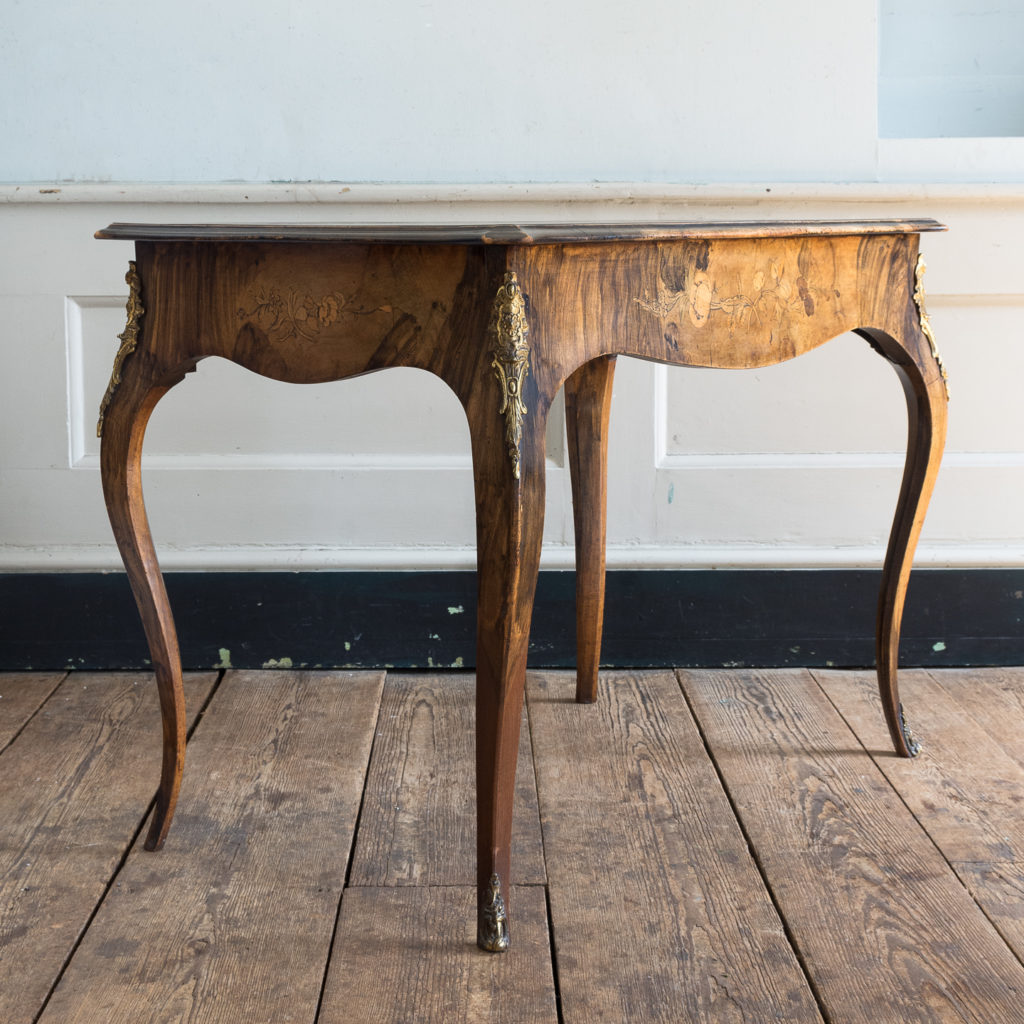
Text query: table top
96 219 946 245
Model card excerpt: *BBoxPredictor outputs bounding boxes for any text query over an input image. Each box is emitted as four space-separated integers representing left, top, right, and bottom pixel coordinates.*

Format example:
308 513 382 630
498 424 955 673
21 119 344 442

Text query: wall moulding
6 181 1024 206
2 541 1023 573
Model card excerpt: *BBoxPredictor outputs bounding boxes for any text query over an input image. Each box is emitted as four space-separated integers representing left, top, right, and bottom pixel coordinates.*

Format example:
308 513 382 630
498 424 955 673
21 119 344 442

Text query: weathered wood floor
2 667 1024 1023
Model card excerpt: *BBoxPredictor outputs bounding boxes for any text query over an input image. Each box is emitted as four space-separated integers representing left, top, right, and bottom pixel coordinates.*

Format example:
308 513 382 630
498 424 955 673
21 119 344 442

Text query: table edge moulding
94 219 949 953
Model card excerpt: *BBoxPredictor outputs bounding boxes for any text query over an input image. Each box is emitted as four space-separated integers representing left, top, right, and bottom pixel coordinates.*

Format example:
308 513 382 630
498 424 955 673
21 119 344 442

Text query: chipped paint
451 656 465 668
428 632 440 641
932 641 947 653
262 656 294 669
214 648 232 669
447 605 465 615
668 483 674 504
344 641 352 651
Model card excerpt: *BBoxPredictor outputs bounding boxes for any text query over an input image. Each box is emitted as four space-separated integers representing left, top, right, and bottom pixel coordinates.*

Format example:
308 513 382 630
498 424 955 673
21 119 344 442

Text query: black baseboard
1 569 1022 672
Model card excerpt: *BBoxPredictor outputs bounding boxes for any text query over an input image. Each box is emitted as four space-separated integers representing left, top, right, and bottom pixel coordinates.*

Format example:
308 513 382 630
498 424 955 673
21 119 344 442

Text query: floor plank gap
543 884 566 1024
313 671 391 1024
0 672 68 755
341 671 388 894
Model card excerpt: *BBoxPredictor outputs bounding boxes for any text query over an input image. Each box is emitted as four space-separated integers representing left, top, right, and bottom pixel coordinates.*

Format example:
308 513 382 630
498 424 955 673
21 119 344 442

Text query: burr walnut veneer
95 220 948 952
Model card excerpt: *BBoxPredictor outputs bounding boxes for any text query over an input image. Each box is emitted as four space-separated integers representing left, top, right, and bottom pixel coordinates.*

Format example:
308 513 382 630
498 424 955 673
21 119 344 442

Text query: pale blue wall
7 1 1021 182
2 0 878 182
880 1 1024 137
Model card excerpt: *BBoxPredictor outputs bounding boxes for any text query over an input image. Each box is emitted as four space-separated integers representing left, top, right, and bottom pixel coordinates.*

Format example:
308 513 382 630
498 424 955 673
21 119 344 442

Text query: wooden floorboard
319 886 557 1024
36 670 384 1024
349 672 545 886
817 667 1024 965
5 666 1024 1022
683 667 1024 1024
0 671 217 1024
0 672 66 750
528 669 824 1023
929 668 1024 962
929 666 1024 770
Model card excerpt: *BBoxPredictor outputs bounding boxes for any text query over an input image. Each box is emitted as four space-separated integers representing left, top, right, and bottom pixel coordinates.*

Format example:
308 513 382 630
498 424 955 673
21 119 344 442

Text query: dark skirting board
1 569 1022 672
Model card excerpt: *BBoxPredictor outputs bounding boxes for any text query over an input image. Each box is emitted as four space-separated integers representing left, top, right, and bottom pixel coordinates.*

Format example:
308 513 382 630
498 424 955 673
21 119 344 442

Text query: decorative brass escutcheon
490 271 531 480
97 262 145 437
912 253 950 402
478 872 510 951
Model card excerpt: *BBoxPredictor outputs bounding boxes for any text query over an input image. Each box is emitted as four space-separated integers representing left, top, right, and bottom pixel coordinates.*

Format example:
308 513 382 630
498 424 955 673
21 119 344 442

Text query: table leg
877 365 948 756
99 344 188 850
860 323 949 758
469 397 548 952
565 355 616 703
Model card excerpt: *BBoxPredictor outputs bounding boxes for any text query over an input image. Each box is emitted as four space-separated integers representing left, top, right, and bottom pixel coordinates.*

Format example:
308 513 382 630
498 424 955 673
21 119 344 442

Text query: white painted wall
881 1 1024 138
3 0 876 182
1 1 1022 572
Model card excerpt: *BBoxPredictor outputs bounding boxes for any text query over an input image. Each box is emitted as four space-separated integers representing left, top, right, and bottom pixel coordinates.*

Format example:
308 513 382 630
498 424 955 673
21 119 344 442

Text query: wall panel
1 185 1022 570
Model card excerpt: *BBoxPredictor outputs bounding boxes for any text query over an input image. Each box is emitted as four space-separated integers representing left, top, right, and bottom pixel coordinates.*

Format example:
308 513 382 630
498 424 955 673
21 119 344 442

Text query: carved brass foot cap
477 872 510 952
899 703 921 757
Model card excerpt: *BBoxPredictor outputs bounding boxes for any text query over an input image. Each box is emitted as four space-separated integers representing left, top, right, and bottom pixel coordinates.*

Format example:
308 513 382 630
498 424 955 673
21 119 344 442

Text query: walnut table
95 220 948 952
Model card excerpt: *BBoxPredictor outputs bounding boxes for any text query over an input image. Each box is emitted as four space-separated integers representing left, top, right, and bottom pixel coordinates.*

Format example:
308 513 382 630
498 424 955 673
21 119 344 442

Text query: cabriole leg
98 265 189 849
468 271 548 951
877 366 947 756
565 355 616 703
860 317 949 758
